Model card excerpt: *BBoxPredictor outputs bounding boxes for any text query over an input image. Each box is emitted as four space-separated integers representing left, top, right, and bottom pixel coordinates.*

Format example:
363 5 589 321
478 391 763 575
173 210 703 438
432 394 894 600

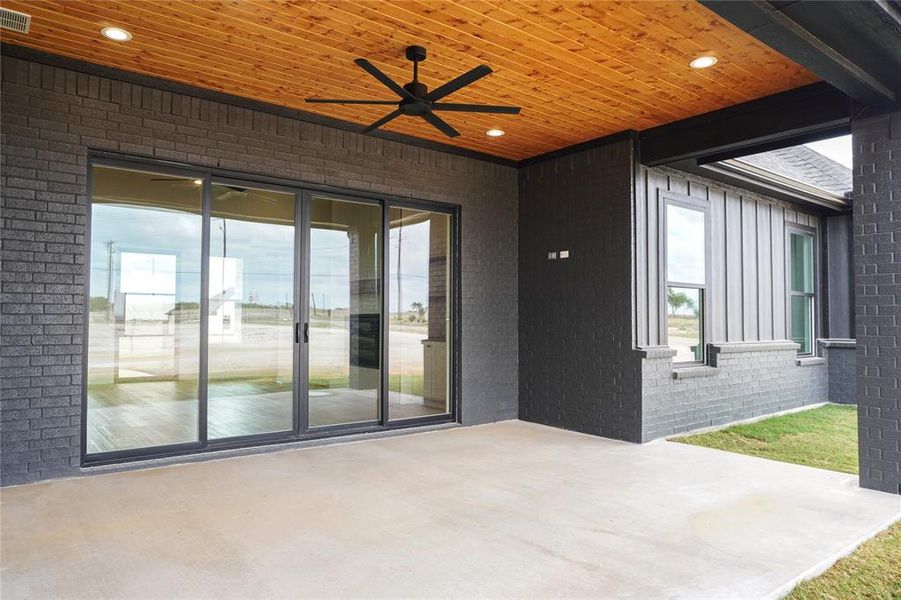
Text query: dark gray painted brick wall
640 342 827 441
853 109 901 494
518 139 642 442
0 56 519 485
821 339 856 405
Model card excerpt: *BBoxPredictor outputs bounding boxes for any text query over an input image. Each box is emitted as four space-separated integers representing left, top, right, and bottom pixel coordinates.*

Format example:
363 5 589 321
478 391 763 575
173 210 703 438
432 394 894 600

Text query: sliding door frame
205 175 302 448
302 189 383 433
82 151 460 468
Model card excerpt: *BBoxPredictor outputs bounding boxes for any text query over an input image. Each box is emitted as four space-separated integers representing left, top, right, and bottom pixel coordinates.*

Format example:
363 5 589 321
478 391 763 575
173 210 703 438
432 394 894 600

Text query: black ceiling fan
149 179 277 203
306 45 520 138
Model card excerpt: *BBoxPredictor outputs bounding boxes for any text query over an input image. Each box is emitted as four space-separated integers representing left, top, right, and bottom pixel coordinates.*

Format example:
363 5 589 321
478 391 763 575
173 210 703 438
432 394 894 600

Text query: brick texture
853 109 901 494
820 339 856 404
640 342 827 441
518 139 642 442
0 56 519 485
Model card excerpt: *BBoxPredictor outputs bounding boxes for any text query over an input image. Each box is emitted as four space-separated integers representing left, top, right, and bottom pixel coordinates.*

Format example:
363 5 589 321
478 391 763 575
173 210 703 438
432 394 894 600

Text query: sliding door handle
296 322 309 343
303 322 309 343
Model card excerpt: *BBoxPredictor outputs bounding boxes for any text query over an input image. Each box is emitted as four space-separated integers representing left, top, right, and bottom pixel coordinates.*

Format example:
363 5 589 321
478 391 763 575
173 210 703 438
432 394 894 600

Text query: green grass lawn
672 403 859 474
786 520 901 600
673 404 900 599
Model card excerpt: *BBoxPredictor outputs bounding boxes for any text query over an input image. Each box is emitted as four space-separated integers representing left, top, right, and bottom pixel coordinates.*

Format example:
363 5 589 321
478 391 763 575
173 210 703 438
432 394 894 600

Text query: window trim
660 192 711 365
785 223 818 356
82 151 461 468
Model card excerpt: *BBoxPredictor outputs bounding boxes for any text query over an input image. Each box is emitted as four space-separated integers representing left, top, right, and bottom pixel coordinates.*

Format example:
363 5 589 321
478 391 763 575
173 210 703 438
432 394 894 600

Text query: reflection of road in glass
669 336 699 362
308 322 426 376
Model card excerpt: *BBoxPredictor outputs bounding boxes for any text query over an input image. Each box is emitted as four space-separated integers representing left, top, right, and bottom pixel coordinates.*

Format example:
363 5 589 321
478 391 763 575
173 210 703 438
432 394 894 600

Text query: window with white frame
788 228 816 354
665 200 707 363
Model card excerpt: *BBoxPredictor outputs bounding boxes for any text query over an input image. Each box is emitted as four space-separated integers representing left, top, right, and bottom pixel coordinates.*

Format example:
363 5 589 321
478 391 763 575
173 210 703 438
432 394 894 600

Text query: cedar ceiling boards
2 0 817 161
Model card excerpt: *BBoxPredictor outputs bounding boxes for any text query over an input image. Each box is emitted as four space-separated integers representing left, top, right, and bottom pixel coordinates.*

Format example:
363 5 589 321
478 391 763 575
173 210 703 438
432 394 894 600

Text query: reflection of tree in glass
89 296 111 312
410 302 426 322
667 288 697 316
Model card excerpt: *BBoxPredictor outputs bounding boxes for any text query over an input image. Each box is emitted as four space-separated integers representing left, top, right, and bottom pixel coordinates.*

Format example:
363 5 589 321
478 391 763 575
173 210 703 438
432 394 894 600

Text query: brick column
853 109 901 494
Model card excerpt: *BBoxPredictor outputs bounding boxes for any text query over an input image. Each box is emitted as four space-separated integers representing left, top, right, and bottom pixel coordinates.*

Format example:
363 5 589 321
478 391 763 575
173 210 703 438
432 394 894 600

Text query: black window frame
82 151 461 468
660 193 711 365
786 223 818 356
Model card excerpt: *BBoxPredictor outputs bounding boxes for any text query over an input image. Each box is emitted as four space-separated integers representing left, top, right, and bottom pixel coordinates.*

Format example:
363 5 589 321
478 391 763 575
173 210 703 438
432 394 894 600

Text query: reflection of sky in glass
667 205 705 285
310 228 350 310
211 217 293 306
90 204 202 301
390 220 430 315
92 204 437 312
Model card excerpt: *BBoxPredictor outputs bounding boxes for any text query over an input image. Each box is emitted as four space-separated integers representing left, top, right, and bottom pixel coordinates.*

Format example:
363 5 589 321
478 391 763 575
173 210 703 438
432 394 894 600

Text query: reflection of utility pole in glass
106 240 116 321
219 217 227 282
396 224 402 318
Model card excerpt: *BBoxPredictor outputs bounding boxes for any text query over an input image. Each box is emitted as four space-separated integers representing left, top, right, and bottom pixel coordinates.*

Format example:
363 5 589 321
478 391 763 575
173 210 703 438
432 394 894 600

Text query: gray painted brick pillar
853 108 901 494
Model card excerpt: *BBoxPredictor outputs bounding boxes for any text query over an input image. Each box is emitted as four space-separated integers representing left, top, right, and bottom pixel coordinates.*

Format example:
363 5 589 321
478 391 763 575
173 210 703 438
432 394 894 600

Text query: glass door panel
388 208 452 420
207 183 296 439
87 165 202 453
308 195 382 427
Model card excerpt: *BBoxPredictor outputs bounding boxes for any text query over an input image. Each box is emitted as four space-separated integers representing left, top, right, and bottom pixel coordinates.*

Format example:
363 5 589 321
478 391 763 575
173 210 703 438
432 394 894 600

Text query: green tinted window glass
790 295 812 354
790 233 814 293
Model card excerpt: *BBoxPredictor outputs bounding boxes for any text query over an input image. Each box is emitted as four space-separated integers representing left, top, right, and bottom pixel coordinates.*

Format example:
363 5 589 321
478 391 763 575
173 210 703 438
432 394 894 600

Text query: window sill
672 366 718 379
819 339 855 349
636 346 678 359
796 356 826 367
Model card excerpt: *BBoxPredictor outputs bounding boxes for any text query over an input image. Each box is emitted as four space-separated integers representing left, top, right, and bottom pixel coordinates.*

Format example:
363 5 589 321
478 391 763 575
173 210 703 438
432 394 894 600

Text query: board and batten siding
634 166 822 348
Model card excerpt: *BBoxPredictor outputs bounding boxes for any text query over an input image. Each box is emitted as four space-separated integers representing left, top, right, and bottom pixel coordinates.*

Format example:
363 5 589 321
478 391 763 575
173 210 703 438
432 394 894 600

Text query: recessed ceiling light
690 55 718 69
486 129 505 137
193 179 203 185
101 27 132 42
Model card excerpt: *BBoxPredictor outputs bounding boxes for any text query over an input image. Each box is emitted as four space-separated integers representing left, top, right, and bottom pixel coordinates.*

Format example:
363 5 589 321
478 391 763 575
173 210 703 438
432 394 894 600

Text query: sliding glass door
388 207 453 420
307 194 382 428
86 158 456 463
87 165 203 454
206 182 297 439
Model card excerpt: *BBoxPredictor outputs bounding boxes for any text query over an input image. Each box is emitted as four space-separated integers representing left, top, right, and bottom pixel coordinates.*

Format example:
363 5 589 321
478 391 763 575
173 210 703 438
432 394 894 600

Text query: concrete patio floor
1 420 898 599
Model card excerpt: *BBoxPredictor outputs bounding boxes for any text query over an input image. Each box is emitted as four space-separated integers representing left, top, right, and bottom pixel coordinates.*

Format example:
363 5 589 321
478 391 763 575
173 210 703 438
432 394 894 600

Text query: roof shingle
736 145 852 196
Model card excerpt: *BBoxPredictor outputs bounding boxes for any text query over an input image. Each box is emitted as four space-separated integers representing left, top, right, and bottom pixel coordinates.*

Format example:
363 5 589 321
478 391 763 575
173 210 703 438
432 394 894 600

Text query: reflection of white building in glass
209 256 244 342
115 251 179 381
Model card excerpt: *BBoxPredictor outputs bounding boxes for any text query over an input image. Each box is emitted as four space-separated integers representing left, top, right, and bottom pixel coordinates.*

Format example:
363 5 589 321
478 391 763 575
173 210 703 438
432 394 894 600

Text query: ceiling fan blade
426 65 492 101
421 112 460 138
247 192 279 204
306 99 398 105
354 59 414 100
360 109 404 134
432 103 521 114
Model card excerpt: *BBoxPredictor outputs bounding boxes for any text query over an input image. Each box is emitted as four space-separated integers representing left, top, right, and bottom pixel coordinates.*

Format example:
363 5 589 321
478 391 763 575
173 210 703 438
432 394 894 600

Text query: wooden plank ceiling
1 0 818 160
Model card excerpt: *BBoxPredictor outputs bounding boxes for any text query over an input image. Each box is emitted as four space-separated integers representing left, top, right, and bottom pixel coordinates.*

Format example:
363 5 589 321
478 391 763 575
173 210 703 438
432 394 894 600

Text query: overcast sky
804 134 852 168
91 205 433 312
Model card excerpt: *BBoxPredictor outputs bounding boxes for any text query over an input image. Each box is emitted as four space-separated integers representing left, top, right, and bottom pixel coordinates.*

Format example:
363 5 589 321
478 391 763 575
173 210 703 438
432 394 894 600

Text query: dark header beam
701 0 898 107
639 82 850 167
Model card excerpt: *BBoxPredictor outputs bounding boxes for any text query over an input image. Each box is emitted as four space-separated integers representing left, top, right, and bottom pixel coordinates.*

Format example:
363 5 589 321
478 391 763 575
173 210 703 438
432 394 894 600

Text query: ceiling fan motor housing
405 45 428 62
401 81 431 115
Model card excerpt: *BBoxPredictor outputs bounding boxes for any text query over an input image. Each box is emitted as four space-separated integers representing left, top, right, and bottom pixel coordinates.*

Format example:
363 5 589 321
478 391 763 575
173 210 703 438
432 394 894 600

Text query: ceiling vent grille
0 8 31 34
